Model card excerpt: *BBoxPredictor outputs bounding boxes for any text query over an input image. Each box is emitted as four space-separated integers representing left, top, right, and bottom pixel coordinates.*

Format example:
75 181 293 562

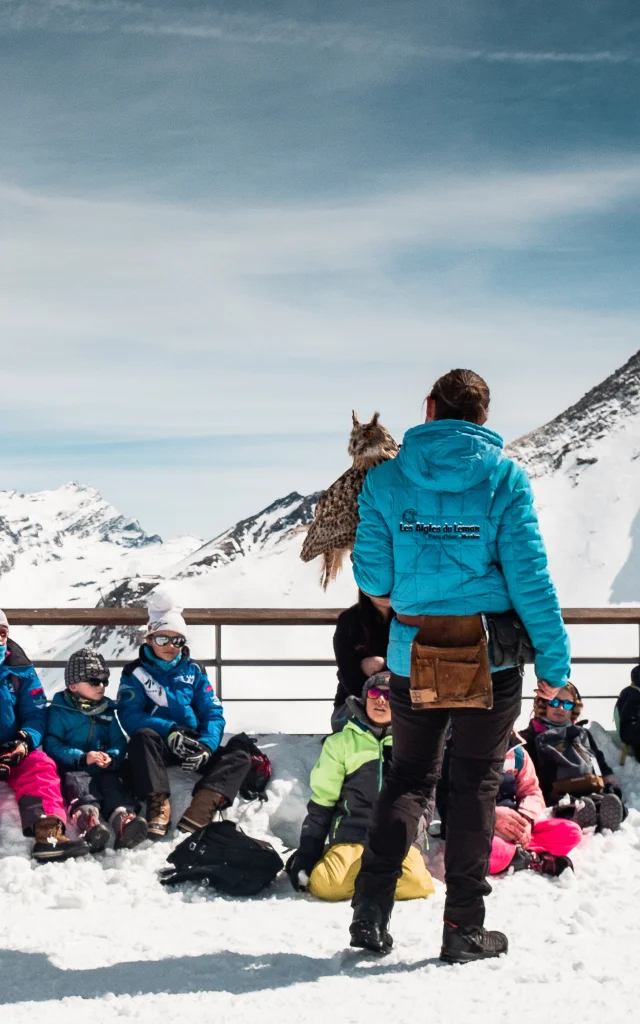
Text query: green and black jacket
298 704 392 861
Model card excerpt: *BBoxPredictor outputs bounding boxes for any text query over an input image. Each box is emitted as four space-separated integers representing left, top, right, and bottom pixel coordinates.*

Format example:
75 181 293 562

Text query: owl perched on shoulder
300 411 399 589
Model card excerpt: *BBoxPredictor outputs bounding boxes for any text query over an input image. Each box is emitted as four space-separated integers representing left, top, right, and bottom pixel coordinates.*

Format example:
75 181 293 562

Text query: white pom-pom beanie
147 588 188 636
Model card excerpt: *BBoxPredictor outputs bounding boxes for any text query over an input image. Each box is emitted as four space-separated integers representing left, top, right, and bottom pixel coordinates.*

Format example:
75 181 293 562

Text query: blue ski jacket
117 645 225 753
0 640 47 749
352 420 570 686
44 691 127 771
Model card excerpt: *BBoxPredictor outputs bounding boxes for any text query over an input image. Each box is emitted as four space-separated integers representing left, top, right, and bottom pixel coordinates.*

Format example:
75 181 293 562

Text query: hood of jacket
396 420 504 493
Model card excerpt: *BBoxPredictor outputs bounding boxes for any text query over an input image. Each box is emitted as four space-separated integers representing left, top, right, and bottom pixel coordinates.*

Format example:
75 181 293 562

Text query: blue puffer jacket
117 645 225 753
44 691 127 771
353 420 570 686
0 640 47 750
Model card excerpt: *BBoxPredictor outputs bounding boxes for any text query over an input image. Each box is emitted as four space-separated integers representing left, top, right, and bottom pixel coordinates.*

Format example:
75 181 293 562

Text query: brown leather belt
397 613 485 648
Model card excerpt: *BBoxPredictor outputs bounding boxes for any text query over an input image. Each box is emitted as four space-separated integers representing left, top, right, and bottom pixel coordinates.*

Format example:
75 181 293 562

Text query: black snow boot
349 896 394 955
573 797 597 830
440 922 508 964
596 793 624 833
510 846 574 877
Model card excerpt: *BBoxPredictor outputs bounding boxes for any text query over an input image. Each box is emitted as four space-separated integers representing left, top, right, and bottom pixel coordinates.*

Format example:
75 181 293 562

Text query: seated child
45 648 147 851
520 682 626 832
615 665 640 763
0 609 89 861
437 731 580 877
286 671 434 901
117 590 251 839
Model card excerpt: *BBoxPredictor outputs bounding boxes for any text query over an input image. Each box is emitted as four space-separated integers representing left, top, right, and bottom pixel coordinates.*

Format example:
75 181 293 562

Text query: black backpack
224 733 272 802
160 821 284 896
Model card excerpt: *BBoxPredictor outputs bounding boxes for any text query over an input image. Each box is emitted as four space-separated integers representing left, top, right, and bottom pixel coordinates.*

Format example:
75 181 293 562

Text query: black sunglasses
152 634 187 649
85 678 106 687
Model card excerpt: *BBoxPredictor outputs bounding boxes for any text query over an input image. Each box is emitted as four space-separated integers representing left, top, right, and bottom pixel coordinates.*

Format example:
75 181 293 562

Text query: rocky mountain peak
506 350 640 476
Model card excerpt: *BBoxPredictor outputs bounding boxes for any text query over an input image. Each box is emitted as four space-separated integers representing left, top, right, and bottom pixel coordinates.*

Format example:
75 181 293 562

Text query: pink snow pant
5 751 66 836
489 818 582 874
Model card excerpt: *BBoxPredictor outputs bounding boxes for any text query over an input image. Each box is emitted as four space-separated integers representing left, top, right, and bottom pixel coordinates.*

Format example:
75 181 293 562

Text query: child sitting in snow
520 682 626 832
0 609 89 862
117 590 251 839
45 648 148 851
437 731 581 877
286 672 434 901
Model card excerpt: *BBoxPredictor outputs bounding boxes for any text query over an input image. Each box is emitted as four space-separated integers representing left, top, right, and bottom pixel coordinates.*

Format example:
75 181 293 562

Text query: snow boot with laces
349 895 394 955
72 804 110 853
146 793 171 840
110 807 149 850
510 846 574 877
32 815 91 862
177 788 226 834
440 921 508 964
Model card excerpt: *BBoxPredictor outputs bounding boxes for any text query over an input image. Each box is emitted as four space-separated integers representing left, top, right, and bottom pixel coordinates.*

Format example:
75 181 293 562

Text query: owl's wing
300 468 366 562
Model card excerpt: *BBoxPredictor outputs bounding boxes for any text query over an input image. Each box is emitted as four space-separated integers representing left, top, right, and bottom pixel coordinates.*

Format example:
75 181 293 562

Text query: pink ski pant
489 817 582 875
5 751 66 835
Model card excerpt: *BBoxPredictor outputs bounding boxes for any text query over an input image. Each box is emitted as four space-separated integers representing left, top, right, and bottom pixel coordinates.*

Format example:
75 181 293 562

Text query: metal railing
6 607 640 703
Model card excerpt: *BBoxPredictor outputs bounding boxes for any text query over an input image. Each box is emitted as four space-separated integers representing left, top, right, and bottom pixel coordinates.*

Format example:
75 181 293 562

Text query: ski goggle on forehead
151 634 187 648
367 686 390 700
547 697 575 711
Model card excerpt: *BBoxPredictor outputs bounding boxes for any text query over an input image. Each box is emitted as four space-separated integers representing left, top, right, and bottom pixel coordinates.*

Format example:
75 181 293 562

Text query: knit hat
361 670 391 701
0 609 9 630
65 648 110 688
147 588 188 637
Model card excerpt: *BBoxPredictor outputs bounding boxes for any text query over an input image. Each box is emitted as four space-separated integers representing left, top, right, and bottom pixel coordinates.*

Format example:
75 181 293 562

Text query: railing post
214 623 222 701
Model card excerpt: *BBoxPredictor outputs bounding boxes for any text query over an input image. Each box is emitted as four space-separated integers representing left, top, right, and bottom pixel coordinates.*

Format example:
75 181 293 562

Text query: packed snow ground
1 726 640 1022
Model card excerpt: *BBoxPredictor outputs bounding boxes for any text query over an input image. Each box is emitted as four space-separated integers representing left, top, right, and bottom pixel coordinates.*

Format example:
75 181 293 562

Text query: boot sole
32 845 90 863
598 794 623 832
147 826 170 841
440 946 507 964
176 817 201 835
85 825 111 853
115 818 149 850
573 797 597 830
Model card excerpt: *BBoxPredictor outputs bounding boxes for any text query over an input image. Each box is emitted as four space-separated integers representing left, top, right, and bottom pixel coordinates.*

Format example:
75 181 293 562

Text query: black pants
61 768 139 821
354 667 522 929
127 729 251 806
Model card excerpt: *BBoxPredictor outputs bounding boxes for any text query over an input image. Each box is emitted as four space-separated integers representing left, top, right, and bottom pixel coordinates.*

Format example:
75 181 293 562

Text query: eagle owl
300 411 399 589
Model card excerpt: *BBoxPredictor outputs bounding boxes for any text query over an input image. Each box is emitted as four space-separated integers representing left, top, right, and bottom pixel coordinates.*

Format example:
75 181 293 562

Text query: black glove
285 848 322 892
0 731 29 773
167 728 210 772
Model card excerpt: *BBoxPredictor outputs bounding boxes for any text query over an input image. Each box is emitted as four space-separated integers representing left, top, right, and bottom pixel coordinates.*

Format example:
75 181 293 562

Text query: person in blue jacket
0 609 89 862
45 648 148 852
348 368 570 963
118 590 251 840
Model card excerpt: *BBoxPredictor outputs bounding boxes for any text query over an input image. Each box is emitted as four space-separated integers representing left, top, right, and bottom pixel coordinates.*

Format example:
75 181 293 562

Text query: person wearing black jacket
520 682 626 833
615 665 640 762
331 591 391 731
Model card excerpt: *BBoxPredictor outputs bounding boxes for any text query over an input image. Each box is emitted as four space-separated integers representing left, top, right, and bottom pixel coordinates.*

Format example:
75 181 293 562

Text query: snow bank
1 729 640 1022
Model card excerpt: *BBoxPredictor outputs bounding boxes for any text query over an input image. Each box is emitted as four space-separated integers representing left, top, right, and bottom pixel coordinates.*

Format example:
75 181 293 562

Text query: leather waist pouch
398 613 493 710
551 774 605 799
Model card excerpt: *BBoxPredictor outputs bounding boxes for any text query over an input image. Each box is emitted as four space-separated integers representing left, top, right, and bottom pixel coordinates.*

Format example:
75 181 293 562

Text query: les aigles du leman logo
400 509 480 538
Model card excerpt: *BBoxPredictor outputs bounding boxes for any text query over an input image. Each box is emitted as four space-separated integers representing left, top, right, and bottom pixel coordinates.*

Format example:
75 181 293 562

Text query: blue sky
0 0 639 539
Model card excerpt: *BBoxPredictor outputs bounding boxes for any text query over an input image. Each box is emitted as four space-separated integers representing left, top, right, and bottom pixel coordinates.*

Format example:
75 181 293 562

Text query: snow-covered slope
506 350 640 606
0 482 201 660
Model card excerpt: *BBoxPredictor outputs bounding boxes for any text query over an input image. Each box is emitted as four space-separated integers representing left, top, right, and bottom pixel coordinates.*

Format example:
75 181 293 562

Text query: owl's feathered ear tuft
370 411 380 426
352 410 359 426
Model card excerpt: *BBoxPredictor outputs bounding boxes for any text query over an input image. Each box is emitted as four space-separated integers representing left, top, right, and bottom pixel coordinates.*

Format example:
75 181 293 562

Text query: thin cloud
1 1 638 66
